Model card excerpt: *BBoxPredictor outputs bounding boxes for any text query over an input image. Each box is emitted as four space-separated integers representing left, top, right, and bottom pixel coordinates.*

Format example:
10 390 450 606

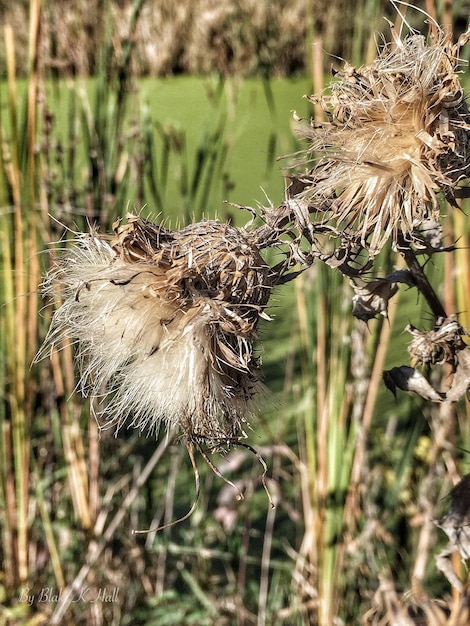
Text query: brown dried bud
407 316 468 368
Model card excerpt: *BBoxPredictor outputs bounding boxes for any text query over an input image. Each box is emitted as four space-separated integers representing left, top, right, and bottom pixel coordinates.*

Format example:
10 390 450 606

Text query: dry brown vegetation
1 0 468 78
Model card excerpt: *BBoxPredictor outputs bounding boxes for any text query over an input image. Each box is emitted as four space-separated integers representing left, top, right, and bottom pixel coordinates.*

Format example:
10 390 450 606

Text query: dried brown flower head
291 26 470 255
40 215 272 445
407 316 468 367
383 316 470 404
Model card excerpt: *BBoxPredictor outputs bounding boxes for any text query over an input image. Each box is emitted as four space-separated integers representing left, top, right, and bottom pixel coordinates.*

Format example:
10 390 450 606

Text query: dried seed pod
407 316 468 367
39 215 273 444
291 27 470 255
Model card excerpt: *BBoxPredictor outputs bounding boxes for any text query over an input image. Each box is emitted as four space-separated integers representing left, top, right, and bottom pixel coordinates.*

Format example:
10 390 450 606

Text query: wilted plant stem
4 22 29 586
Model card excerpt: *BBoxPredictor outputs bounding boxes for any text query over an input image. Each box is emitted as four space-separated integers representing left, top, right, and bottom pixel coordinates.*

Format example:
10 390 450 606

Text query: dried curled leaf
436 473 470 591
445 347 470 403
352 278 399 321
411 218 455 255
382 366 445 402
351 269 415 321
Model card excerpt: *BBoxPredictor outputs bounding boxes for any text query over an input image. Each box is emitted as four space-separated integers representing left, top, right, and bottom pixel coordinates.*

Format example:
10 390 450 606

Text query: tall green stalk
0 0 41 587
293 265 355 624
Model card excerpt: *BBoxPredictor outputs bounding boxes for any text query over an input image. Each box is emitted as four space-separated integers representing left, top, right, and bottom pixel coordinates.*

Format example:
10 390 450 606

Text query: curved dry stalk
194 436 275 508
232 440 275 509
130 434 276 534
194 438 245 502
132 439 201 534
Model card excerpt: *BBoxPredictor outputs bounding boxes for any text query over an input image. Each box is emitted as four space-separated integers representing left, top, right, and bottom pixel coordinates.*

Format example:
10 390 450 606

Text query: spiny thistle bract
40 215 273 444
291 26 470 256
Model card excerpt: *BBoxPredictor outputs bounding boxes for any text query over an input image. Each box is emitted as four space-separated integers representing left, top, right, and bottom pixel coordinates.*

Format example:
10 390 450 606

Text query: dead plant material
436 473 470 592
365 576 470 625
40 215 273 443
38 18 470 538
382 366 446 403
351 273 410 322
383 317 470 404
37 213 289 523
291 25 470 256
407 317 469 368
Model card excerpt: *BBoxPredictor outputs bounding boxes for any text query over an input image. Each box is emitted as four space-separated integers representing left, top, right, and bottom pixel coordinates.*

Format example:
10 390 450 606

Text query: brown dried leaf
352 278 399 321
436 473 470 591
383 366 445 402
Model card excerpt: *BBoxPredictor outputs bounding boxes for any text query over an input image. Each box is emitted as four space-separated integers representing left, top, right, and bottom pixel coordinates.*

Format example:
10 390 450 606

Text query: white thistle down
292 27 470 255
39 216 273 442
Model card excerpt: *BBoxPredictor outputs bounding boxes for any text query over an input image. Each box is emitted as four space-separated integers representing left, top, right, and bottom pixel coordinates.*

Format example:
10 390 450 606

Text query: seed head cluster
39 23 470 458
292 29 470 255
41 216 272 443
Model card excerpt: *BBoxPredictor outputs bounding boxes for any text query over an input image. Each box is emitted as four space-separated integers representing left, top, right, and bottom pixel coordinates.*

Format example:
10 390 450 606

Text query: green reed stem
0 0 41 586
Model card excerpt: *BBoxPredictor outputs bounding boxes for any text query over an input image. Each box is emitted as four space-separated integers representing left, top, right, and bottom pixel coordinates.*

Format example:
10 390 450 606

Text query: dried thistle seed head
291 27 470 255
111 215 271 322
406 316 468 367
39 215 273 443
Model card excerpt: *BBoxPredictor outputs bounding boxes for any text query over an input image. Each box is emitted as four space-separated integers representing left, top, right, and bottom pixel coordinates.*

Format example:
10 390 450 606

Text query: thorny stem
397 234 447 320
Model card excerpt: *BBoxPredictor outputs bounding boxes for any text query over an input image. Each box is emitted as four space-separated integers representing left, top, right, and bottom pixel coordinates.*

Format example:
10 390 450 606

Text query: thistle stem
397 235 447 320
